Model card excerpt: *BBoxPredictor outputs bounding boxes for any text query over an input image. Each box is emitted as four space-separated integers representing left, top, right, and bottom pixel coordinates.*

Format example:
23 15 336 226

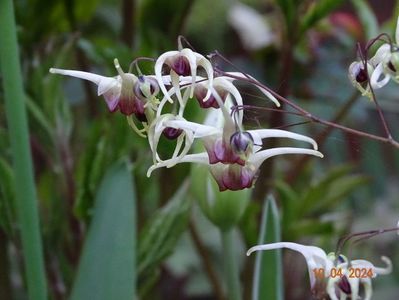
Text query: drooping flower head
147 86 322 191
247 242 392 300
154 39 214 106
50 59 160 120
349 16 399 97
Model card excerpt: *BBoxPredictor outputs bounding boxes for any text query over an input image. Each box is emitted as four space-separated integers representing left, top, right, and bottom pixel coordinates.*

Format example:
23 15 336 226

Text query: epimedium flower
146 87 321 191
50 59 160 121
369 17 399 89
147 113 220 164
158 86 317 165
154 46 214 106
247 242 392 300
348 61 375 98
350 16 399 96
146 127 322 191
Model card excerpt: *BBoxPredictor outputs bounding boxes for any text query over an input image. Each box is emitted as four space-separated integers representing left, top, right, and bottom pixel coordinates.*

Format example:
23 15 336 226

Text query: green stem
0 1 47 300
221 229 242 300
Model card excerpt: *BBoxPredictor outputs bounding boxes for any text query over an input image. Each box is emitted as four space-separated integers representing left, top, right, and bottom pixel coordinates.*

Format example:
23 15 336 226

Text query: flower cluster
349 17 399 98
50 41 322 191
247 242 392 300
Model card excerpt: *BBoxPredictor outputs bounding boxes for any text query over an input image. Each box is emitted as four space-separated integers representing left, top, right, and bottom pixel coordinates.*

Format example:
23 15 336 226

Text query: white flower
247 242 392 300
147 113 219 164
146 86 321 190
154 47 214 105
50 59 160 119
368 17 399 90
348 61 375 98
147 114 322 191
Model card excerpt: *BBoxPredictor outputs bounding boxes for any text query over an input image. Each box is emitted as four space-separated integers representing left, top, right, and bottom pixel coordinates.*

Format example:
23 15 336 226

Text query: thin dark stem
221 71 399 149
188 221 225 300
121 0 135 47
358 41 394 141
335 226 399 260
286 91 359 183
369 86 393 140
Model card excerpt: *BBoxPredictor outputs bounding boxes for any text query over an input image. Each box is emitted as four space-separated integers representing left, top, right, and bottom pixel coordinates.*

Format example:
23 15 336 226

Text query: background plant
1 0 399 299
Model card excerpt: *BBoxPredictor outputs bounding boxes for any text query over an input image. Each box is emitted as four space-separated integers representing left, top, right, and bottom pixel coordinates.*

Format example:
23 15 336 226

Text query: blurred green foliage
0 0 398 299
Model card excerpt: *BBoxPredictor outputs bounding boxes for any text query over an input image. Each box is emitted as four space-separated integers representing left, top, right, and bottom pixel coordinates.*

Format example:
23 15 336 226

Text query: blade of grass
70 161 137 300
252 195 283 300
0 1 47 299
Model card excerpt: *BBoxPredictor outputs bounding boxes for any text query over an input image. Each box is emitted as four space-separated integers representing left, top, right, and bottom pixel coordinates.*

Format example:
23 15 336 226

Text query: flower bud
230 131 253 155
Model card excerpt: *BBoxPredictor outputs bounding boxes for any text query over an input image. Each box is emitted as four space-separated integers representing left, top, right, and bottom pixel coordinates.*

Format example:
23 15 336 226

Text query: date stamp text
312 267 374 279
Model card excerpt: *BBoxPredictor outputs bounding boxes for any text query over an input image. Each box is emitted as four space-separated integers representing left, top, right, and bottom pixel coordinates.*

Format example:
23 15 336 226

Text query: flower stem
0 1 47 299
221 229 242 300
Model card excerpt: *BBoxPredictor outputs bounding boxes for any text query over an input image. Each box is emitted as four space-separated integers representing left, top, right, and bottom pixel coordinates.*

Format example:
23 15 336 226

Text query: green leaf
300 0 345 35
25 95 53 142
137 182 191 283
75 123 109 220
252 195 284 300
70 161 137 300
299 165 354 215
287 219 334 239
310 175 369 214
351 0 378 40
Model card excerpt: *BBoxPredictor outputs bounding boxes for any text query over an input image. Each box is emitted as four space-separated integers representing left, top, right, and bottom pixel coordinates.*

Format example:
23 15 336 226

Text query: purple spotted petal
212 165 255 191
204 138 245 165
103 92 120 112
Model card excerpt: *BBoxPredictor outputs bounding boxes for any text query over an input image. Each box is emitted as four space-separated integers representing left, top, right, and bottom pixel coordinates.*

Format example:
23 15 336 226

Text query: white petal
204 107 225 128
49 68 106 85
165 120 221 138
370 44 390 66
248 129 318 150
372 256 392 275
249 147 323 169
181 48 198 98
370 63 390 89
247 242 328 289
154 50 179 102
361 277 372 300
225 72 280 107
326 277 340 300
146 152 209 177
215 77 244 125
178 87 192 116
97 76 121 96
345 276 359 300
195 52 214 100
209 86 235 130
171 70 184 106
